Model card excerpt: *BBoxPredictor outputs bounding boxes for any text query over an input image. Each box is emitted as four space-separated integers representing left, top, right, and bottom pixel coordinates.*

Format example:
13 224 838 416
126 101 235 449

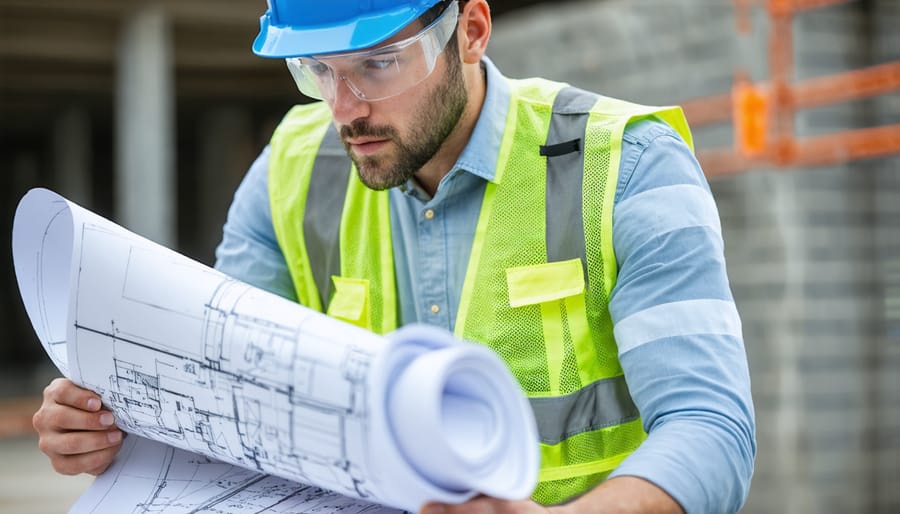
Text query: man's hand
32 378 124 476
420 497 556 514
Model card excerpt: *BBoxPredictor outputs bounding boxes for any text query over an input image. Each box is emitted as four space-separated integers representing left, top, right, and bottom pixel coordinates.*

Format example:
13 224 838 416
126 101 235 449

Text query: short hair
417 0 464 55
418 0 459 30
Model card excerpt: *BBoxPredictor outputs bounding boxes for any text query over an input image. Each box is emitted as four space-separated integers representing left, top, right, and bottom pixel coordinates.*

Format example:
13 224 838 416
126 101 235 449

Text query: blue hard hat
253 0 446 58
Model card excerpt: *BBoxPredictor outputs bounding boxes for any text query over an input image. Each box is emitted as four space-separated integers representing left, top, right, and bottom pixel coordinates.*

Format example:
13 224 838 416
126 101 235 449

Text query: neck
414 61 487 197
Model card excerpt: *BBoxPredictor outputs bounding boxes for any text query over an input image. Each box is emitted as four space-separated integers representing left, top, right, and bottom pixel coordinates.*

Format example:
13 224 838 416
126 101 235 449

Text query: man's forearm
553 476 684 514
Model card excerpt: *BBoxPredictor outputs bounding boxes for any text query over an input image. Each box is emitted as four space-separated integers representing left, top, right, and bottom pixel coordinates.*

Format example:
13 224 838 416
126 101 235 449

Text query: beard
339 49 468 191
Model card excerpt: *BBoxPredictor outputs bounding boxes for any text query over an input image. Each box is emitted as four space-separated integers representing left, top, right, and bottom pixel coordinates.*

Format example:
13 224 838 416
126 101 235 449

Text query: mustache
339 120 396 141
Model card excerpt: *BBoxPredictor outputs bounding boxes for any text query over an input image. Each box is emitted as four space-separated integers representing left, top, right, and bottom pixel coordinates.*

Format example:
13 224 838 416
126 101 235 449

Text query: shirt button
430 304 440 314
424 209 435 220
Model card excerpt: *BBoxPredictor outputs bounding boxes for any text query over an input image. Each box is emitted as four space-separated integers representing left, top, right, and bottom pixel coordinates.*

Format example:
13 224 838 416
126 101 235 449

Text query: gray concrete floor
0 434 94 513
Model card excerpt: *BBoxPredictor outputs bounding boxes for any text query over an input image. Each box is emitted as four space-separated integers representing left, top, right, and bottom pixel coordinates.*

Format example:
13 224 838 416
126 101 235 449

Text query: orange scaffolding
681 0 900 177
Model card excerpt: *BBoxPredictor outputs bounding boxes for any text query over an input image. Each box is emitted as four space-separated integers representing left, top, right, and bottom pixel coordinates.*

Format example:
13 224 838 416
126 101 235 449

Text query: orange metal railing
682 0 900 177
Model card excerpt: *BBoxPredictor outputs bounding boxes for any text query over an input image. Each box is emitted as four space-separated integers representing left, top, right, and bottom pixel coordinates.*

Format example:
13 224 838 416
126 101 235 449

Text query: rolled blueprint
12 188 539 512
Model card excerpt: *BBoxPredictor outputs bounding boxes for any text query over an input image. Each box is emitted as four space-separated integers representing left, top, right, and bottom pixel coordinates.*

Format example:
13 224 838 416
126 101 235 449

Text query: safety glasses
285 1 459 102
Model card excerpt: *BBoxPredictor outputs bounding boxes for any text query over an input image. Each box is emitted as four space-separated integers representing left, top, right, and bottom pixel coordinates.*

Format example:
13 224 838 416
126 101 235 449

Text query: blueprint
12 188 539 513
71 435 404 514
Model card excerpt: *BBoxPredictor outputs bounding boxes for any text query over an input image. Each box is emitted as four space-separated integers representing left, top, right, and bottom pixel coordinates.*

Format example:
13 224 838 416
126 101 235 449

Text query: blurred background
1 0 898 512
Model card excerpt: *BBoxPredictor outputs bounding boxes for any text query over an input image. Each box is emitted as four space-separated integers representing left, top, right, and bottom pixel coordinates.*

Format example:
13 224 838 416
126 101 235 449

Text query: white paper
12 188 539 513
71 435 403 514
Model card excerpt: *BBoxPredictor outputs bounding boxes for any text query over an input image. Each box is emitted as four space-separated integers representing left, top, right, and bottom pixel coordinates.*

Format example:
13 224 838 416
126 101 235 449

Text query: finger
44 378 103 411
423 500 493 514
445 500 492 514
50 440 123 476
432 498 542 514
40 427 123 458
420 503 447 514
34 403 117 432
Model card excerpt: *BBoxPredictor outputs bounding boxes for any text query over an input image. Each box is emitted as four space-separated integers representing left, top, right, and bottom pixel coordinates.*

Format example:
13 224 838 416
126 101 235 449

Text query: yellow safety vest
268 77 693 505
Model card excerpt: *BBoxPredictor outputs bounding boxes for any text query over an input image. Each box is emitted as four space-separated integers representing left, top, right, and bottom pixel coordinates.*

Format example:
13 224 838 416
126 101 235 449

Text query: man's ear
458 0 491 64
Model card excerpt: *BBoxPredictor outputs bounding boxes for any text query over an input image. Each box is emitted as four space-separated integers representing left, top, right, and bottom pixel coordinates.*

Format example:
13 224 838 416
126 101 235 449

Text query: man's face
339 46 467 190
325 25 469 190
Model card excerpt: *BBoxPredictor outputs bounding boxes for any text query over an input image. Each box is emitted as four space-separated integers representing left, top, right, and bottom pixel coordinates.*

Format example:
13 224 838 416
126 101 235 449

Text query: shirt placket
416 202 451 330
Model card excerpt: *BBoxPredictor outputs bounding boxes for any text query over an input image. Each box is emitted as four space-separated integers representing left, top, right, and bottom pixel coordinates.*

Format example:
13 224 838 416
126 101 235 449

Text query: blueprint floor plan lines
65 221 385 501
13 188 540 513
70 436 406 514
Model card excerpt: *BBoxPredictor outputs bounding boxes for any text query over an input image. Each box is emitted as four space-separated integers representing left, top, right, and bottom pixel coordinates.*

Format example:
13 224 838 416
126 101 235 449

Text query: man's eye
362 57 397 72
308 62 330 76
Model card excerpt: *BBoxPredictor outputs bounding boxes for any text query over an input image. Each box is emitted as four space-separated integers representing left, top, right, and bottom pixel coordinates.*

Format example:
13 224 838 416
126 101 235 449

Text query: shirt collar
399 56 510 198
454 56 509 184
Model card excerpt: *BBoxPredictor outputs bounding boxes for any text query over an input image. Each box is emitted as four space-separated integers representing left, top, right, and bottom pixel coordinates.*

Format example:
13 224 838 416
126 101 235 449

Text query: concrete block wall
489 1 899 512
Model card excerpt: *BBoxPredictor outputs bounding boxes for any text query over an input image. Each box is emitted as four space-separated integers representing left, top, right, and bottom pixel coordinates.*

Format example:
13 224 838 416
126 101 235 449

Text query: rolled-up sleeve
607 120 756 514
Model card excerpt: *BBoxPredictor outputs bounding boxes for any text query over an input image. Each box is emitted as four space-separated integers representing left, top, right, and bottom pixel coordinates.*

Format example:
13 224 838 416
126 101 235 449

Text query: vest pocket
506 259 597 396
505 259 585 308
326 276 371 330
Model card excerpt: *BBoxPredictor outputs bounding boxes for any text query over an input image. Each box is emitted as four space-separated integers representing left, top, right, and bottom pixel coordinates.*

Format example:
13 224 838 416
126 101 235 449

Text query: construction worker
32 1 756 513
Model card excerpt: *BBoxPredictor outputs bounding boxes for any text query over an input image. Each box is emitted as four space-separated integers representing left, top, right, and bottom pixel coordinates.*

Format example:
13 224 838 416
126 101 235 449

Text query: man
32 1 756 512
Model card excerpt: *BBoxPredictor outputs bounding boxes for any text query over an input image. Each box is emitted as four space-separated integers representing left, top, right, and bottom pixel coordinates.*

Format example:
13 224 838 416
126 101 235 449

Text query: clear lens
285 1 459 102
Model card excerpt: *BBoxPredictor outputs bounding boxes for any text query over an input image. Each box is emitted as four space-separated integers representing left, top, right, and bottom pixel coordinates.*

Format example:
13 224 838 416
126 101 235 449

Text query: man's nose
329 76 370 125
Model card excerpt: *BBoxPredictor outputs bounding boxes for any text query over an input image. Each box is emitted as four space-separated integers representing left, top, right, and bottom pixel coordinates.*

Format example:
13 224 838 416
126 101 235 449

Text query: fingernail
108 430 122 443
99 413 114 426
87 398 101 411
421 504 446 514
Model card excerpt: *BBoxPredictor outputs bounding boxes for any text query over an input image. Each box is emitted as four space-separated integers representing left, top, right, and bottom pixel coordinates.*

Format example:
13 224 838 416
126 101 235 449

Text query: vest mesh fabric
268 103 333 312
269 103 397 334
534 419 647 504
460 82 555 395
453 80 645 505
583 113 626 379
339 178 396 334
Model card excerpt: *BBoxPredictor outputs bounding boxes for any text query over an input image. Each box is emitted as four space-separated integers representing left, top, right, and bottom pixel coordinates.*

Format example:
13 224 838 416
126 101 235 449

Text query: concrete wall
489 1 899 512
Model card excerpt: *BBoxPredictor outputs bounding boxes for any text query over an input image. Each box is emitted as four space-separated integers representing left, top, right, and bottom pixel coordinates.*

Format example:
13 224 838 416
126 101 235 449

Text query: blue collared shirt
215 58 755 514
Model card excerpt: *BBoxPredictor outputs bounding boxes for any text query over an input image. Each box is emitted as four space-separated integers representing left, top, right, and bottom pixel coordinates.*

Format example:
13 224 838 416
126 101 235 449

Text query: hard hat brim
253 7 422 58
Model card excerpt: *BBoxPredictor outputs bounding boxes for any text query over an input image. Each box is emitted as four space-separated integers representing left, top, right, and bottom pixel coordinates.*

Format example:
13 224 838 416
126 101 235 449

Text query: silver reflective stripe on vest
529 375 640 445
545 87 597 269
539 88 641 446
304 123 350 310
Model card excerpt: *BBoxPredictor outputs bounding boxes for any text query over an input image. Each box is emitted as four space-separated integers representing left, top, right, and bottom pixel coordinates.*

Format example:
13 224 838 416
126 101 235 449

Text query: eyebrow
363 45 405 57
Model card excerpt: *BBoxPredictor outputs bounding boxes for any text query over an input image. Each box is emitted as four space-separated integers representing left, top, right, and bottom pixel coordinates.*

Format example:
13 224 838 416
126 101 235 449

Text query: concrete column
8 151 42 364
52 107 92 207
194 107 253 264
115 3 175 247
